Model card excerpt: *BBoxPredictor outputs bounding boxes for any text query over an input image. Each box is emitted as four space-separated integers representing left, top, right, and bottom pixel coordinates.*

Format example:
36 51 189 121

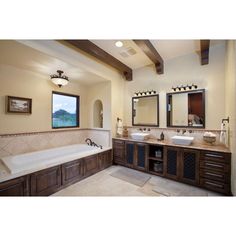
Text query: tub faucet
85 138 93 146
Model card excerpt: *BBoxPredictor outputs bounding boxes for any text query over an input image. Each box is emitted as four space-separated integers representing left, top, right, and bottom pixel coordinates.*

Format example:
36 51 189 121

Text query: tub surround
0 128 111 158
0 147 112 196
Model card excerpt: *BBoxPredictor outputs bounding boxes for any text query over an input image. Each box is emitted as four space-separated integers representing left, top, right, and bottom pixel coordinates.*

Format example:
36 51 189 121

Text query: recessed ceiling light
115 41 123 47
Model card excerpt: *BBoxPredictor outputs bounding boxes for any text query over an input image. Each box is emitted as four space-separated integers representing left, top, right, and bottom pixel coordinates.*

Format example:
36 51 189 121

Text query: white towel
220 123 229 146
116 119 123 136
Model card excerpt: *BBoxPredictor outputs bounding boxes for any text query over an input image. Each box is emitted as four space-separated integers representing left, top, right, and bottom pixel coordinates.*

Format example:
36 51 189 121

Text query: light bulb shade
50 70 69 87
51 77 69 87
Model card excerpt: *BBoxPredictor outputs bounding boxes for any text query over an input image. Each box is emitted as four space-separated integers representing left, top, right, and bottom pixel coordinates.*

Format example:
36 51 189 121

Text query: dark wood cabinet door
113 140 125 164
84 154 99 177
99 150 112 170
0 176 29 196
30 166 61 196
125 142 135 167
135 143 147 171
62 159 84 186
180 149 200 185
164 147 179 180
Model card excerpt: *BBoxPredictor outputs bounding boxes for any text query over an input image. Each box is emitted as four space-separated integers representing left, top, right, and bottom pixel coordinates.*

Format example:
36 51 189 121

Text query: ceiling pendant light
50 70 69 88
115 41 123 47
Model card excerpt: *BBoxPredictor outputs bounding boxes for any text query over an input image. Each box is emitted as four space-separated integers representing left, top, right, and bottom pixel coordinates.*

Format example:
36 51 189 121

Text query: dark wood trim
132 94 159 127
200 40 210 65
63 40 133 81
51 91 80 129
133 40 164 74
6 96 32 114
166 89 205 129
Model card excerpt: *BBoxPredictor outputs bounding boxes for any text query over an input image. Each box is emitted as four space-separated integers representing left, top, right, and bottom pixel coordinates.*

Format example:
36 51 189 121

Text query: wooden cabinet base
0 150 112 196
0 176 29 196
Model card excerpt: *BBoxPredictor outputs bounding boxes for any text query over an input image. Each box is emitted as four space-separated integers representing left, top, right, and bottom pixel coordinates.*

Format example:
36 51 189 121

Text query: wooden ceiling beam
64 40 133 81
200 40 210 65
133 40 164 74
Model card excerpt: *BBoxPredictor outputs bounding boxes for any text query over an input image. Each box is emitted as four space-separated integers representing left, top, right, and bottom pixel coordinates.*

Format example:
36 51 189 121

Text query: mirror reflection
167 89 205 128
132 95 159 127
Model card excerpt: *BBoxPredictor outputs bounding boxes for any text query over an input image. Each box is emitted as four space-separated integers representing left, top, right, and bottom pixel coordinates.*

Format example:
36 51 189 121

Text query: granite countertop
113 137 231 153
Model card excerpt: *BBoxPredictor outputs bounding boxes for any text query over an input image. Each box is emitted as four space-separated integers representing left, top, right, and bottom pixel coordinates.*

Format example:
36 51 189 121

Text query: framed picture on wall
6 96 32 114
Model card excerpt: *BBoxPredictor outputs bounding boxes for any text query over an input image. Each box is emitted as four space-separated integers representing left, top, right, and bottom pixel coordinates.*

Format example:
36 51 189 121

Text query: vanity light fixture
115 41 123 48
172 84 198 92
50 70 69 88
134 90 157 97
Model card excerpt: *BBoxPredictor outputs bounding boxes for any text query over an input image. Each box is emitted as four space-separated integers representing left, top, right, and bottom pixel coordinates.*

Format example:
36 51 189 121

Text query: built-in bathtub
1 144 111 175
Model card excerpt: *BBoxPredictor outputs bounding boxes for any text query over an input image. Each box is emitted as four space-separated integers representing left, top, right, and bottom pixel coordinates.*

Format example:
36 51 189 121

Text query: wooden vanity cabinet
30 165 62 196
125 141 148 171
199 151 231 195
113 139 126 165
0 176 29 196
163 147 200 185
62 159 84 186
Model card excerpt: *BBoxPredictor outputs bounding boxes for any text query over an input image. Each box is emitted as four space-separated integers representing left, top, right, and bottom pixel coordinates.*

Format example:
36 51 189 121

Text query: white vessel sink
171 135 194 146
131 132 150 141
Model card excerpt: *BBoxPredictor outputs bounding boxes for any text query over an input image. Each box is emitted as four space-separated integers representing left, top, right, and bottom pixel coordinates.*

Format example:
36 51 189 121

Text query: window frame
52 91 80 129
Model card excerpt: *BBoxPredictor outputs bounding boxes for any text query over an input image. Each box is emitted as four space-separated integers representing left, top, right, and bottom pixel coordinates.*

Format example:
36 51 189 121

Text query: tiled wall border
126 126 223 133
0 128 111 138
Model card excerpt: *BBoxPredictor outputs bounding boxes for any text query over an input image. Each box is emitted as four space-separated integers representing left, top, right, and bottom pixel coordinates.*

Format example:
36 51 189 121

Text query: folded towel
220 123 229 147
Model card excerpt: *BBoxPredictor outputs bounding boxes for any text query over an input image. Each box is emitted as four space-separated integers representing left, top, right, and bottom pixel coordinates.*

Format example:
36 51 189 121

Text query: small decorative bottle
123 126 129 138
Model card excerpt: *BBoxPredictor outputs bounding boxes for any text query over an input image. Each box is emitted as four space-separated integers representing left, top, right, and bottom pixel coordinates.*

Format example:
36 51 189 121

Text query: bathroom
0 39 235 197
1 1 236 236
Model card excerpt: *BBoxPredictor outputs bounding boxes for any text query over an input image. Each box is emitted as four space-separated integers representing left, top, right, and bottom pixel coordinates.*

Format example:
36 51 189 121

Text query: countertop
0 146 112 184
113 137 231 153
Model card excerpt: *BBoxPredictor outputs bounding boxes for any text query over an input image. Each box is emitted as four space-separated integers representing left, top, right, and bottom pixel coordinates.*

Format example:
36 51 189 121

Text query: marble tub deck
53 165 222 197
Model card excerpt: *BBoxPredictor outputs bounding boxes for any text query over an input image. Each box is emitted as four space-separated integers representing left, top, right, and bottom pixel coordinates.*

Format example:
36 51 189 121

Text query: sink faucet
182 129 187 135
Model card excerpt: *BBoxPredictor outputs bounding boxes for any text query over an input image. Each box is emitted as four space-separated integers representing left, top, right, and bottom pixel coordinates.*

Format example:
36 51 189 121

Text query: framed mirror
132 95 159 127
166 89 205 128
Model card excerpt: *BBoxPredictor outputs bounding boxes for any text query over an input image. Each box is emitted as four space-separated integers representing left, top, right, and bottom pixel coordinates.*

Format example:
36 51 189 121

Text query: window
52 92 79 128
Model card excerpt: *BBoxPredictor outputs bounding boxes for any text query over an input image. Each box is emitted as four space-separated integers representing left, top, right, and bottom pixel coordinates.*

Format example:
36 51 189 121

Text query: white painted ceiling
0 40 107 85
92 40 225 69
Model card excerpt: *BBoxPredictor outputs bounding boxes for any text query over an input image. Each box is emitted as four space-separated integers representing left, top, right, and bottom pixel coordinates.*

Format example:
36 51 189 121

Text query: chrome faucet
182 129 187 135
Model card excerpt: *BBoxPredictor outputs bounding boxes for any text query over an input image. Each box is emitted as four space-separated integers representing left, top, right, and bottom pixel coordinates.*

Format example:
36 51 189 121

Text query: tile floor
53 165 222 197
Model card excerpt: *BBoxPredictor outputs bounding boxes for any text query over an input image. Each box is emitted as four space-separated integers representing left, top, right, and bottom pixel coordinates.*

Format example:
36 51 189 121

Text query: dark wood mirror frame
132 94 159 127
166 89 205 128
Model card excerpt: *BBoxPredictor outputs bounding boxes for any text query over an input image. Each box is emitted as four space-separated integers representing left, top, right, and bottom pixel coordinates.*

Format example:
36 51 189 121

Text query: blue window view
52 93 79 128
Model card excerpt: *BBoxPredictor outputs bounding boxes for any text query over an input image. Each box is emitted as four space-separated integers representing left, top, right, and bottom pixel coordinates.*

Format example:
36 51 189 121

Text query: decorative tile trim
0 128 111 138
126 126 223 133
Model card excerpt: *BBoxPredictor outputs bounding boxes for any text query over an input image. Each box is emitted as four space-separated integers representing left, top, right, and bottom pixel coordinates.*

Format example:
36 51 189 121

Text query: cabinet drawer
200 169 230 183
201 151 230 164
200 160 230 172
200 178 230 195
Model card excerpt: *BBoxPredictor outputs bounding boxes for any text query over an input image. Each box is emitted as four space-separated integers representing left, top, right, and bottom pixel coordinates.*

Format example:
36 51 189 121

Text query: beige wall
123 43 226 129
225 40 236 195
0 64 88 134
86 81 112 130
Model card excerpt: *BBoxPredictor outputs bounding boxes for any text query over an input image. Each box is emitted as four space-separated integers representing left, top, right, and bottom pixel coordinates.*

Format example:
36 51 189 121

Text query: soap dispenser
160 132 164 141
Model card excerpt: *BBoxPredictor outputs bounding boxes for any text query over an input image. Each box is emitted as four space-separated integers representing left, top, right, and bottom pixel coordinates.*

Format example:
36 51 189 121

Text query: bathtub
1 144 111 175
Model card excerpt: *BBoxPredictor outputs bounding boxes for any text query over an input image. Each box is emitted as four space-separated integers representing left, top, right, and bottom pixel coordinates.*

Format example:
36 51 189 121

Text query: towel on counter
220 122 229 147
116 119 123 136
